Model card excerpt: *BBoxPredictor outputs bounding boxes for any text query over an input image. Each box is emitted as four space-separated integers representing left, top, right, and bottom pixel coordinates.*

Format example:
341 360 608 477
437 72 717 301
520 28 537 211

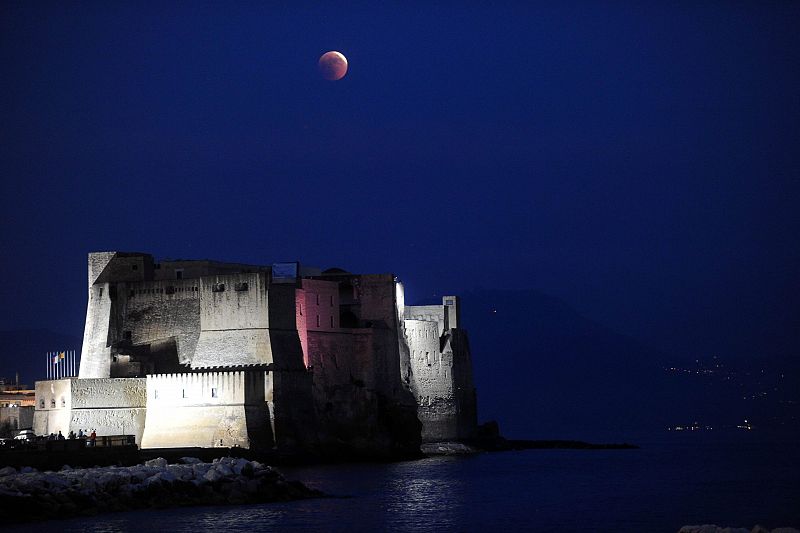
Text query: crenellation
39 251 478 453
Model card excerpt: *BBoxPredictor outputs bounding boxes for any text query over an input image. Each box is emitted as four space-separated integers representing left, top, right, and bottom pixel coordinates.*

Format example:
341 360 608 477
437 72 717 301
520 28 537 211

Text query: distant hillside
0 329 82 386
422 289 799 441
410 289 671 440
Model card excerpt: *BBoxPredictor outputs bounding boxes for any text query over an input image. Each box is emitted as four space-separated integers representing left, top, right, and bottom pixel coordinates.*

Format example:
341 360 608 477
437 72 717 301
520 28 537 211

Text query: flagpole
46 352 49 380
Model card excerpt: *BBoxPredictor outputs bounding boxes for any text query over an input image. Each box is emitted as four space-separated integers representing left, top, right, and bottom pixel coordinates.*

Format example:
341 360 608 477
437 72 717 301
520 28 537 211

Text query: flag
52 353 59 364
59 351 65 360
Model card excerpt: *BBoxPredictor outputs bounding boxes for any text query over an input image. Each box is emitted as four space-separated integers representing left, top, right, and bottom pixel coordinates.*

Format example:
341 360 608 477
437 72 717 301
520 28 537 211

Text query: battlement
146 370 265 406
71 250 476 451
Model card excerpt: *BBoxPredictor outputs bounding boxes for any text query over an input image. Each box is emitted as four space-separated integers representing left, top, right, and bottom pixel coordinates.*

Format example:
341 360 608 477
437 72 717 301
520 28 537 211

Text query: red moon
318 51 348 81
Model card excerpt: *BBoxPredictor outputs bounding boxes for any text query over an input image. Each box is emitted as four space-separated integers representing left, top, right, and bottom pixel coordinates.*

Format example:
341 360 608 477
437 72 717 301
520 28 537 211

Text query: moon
318 51 348 81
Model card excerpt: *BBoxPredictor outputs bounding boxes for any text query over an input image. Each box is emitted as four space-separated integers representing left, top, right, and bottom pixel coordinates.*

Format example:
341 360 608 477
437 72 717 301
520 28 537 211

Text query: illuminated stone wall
123 278 201 365
302 279 340 331
33 378 147 443
79 283 113 379
68 251 478 452
140 371 270 449
404 296 478 442
192 273 272 368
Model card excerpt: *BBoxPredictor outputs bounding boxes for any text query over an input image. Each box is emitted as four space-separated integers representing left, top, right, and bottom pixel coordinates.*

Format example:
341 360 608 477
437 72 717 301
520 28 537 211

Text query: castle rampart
141 371 269 449
47 251 479 454
33 378 147 443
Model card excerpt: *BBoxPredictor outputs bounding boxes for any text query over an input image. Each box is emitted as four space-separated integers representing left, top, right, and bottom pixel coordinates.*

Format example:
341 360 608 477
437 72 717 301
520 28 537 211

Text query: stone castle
33 252 477 456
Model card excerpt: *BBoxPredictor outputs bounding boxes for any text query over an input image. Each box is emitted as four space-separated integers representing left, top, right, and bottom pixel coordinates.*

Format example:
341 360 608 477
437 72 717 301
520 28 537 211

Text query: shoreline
0 437 639 470
0 456 323 525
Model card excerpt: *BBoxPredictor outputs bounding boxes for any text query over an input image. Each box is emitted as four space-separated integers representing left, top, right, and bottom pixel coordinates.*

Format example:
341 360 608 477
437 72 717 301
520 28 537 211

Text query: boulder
203 468 224 483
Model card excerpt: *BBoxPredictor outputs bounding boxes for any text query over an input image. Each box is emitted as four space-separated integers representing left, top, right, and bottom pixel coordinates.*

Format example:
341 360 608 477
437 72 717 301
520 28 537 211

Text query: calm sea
20 434 800 533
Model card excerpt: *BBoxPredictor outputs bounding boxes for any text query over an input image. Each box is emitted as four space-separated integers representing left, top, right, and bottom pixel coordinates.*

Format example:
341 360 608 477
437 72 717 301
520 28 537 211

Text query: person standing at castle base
90 429 96 447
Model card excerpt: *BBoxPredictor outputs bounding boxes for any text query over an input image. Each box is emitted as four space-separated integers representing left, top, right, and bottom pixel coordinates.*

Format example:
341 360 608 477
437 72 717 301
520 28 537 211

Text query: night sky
2 3 799 371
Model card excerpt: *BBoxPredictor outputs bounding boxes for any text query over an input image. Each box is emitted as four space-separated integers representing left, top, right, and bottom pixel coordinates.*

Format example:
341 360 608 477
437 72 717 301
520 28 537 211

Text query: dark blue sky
2 2 798 364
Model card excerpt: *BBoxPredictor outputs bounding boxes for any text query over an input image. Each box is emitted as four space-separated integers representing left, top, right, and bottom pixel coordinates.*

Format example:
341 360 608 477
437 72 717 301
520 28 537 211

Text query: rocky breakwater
0 456 322 524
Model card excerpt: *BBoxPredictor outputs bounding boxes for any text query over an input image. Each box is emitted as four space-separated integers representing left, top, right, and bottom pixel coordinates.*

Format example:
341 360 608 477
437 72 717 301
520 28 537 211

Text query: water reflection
382 457 466 532
20 441 800 533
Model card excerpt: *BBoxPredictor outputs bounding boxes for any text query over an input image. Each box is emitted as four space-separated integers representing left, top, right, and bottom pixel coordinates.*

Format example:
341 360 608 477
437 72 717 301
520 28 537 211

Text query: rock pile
0 457 322 523
420 441 481 455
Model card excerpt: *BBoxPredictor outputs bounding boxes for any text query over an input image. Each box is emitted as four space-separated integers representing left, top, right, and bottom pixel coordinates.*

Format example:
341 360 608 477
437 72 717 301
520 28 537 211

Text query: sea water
22 434 800 532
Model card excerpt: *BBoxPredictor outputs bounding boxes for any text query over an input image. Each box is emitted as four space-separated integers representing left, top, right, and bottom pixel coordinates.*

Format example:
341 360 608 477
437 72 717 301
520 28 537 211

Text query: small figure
68 430 76 439
78 428 84 439
57 431 65 440
90 429 97 447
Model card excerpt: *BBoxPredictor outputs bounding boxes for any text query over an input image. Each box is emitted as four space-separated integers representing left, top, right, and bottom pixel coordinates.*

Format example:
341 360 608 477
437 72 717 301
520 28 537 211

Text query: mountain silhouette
416 289 685 441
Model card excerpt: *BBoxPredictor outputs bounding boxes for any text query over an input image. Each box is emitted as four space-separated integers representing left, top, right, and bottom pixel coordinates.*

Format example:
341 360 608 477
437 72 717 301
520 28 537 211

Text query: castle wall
357 275 399 328
33 378 147 443
140 371 270 450
448 329 478 438
404 319 459 441
152 259 268 282
267 284 306 371
192 273 272 368
403 295 478 442
271 369 316 451
79 284 113 378
295 289 308 367
308 330 375 391
90 252 151 286
302 279 340 331
123 278 201 365
68 251 478 454
405 305 447 336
